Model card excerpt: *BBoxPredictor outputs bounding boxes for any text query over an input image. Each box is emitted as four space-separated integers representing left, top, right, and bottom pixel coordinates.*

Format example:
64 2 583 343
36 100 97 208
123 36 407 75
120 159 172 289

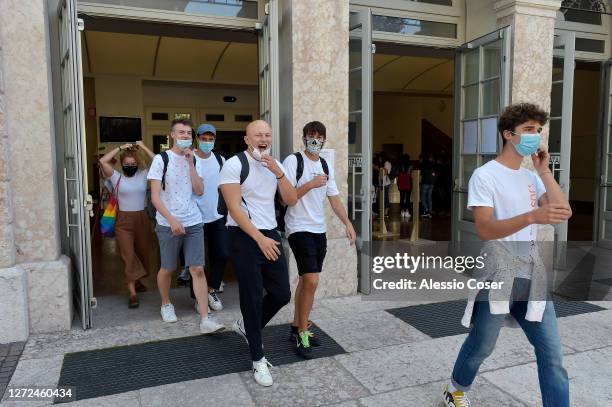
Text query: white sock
448 382 458 393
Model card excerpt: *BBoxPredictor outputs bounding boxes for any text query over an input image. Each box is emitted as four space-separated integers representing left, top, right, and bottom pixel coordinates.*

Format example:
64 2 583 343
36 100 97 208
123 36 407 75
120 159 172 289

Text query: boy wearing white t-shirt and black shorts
283 121 356 359
148 118 224 335
442 104 572 407
219 120 297 387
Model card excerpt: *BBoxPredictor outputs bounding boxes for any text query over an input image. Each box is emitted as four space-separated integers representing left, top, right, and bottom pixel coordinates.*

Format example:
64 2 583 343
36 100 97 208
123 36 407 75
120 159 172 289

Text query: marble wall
0 0 72 336
282 0 358 296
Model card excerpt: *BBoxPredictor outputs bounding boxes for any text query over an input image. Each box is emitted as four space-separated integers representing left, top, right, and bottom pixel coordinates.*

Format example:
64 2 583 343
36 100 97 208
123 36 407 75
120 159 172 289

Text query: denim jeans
451 278 569 407
421 184 433 212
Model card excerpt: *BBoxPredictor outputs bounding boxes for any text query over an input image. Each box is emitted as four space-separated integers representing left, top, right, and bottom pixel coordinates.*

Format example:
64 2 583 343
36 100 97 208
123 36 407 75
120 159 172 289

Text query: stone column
0 0 72 337
279 0 358 298
494 0 561 242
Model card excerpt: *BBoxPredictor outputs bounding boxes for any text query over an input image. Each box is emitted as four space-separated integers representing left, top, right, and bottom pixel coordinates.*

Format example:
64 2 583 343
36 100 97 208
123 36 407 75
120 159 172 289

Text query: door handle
63 168 70 238
86 194 94 218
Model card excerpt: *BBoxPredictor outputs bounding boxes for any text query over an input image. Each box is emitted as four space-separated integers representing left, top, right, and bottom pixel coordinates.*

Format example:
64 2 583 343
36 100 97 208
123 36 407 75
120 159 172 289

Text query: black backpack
236 151 329 232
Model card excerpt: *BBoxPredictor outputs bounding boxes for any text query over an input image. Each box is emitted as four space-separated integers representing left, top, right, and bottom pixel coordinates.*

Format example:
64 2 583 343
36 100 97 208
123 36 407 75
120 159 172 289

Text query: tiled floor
0 342 25 400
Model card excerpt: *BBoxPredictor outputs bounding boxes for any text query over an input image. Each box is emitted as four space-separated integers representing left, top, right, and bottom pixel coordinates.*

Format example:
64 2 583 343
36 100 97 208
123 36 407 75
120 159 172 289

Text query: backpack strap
236 151 251 219
294 152 304 184
320 156 329 176
237 151 249 185
160 151 169 190
213 151 224 171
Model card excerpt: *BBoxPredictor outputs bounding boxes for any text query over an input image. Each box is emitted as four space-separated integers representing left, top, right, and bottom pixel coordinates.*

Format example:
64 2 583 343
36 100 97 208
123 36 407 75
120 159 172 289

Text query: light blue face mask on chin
511 133 541 156
176 139 192 150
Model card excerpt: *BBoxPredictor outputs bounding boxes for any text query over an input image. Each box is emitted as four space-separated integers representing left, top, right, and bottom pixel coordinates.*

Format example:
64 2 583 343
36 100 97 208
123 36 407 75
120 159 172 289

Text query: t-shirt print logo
529 184 537 207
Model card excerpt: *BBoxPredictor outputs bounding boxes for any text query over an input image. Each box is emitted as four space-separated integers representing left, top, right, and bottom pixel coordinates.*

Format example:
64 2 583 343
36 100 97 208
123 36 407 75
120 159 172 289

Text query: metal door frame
595 60 612 248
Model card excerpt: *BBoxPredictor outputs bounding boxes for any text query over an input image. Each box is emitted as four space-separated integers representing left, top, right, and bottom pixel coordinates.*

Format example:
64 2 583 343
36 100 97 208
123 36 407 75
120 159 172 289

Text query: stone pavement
1 284 611 406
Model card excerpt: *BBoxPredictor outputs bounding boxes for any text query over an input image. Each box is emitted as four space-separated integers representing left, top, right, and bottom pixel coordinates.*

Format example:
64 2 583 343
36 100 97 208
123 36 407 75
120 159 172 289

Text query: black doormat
55 323 344 403
387 298 606 339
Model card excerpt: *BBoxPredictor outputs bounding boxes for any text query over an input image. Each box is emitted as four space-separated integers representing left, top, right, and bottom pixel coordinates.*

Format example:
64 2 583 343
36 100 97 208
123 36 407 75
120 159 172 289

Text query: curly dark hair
498 103 549 145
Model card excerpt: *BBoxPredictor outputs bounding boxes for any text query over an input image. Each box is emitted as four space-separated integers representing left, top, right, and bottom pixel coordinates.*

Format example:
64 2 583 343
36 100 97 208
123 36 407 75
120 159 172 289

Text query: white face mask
250 144 270 161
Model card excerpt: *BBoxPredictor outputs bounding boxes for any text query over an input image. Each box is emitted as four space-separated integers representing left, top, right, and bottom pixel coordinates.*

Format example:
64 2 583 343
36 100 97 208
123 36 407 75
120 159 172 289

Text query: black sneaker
295 331 314 359
289 324 321 347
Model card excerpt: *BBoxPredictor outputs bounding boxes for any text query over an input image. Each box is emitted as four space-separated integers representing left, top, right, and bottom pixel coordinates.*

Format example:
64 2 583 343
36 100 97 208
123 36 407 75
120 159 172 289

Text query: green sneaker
295 331 314 359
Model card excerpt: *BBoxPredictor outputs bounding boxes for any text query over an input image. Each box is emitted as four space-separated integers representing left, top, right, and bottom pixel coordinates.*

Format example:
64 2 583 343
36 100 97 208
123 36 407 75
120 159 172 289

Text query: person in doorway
188 123 229 313
442 103 572 407
283 121 356 359
148 118 224 334
397 154 413 219
99 140 155 308
219 120 296 387
420 153 437 218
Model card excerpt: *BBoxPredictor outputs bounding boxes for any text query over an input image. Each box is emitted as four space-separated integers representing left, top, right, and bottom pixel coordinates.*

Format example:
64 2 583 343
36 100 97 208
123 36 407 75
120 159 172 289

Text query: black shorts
288 232 327 276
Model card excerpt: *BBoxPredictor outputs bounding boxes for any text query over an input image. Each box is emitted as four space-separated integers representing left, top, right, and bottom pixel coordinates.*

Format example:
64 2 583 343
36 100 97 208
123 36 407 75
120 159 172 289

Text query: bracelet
276 173 285 180
538 170 552 176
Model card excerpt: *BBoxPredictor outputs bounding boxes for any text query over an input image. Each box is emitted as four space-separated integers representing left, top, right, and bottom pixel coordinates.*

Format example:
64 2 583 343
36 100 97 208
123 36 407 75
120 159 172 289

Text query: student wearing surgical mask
442 103 572 407
219 120 297 387
147 119 224 334
188 123 229 313
99 140 155 308
282 121 356 359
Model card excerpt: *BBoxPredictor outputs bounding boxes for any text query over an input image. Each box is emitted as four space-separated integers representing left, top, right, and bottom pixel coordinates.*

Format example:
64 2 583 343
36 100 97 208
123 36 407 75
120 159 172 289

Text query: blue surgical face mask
199 141 214 154
176 139 192 150
510 132 541 157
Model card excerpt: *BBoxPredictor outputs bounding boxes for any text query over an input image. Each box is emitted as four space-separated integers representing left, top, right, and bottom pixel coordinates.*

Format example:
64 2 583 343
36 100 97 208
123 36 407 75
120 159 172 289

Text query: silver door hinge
371 43 376 54
264 2 269 15
90 297 97 309
77 18 84 32
86 194 94 218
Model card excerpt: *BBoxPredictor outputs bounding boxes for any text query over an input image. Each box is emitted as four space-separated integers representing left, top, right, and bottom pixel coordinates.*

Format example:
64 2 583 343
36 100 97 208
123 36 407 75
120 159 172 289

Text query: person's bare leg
157 268 173 305
298 274 319 332
127 281 137 297
292 277 303 327
190 266 209 318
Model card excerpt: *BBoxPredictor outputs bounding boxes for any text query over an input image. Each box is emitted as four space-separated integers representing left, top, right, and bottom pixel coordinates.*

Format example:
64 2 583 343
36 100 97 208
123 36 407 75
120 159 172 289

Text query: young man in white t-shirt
283 121 356 359
190 123 229 312
147 119 224 334
219 120 297 387
442 104 572 407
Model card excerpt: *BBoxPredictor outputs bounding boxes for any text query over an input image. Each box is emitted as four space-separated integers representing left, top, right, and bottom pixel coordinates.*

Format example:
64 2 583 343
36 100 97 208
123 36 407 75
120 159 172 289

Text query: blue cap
196 123 216 135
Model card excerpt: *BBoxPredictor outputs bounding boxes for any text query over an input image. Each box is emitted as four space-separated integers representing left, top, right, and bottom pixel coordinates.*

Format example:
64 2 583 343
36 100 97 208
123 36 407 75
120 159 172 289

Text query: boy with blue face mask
442 103 572 407
148 119 224 334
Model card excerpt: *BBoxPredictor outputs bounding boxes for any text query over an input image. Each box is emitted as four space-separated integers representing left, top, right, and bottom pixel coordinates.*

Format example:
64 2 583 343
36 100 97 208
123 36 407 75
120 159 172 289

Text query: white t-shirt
109 169 148 212
467 159 546 279
147 150 203 227
218 152 285 230
194 152 225 224
283 152 340 237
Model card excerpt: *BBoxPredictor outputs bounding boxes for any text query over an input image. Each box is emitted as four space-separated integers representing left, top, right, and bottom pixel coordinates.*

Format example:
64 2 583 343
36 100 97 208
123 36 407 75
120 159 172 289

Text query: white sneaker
208 291 223 311
160 303 178 323
233 319 248 344
200 315 225 334
405 211 411 219
252 357 273 387
218 281 225 293
194 301 212 315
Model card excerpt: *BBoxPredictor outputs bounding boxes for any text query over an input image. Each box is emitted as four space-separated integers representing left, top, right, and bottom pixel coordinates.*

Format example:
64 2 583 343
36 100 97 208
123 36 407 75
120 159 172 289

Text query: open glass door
451 27 511 248
550 31 576 267
596 60 612 249
258 0 280 157
348 9 373 294
58 0 94 329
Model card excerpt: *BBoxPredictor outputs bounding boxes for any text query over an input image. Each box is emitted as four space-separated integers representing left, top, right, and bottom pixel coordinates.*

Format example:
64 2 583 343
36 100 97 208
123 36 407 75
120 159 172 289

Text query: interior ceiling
81 30 258 84
374 53 454 94
82 28 453 93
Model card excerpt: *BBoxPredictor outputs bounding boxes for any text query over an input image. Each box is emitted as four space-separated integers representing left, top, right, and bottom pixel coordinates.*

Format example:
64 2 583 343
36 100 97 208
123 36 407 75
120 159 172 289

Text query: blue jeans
421 184 433 212
452 278 569 407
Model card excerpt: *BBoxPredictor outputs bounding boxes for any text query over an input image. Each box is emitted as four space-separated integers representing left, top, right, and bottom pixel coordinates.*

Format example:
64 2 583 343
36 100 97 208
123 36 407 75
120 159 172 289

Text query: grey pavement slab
315 309 430 352
0 356 62 407
61 391 140 406
557 309 612 351
483 346 612 407
356 378 527 407
139 373 254 407
239 357 369 407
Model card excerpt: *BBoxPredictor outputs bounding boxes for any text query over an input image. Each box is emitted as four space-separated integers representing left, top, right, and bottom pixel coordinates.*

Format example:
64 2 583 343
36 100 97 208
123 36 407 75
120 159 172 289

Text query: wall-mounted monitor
99 116 142 143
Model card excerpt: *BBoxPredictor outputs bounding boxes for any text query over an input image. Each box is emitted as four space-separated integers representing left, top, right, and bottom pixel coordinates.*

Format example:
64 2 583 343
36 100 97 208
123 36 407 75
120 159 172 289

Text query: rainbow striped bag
100 176 121 237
